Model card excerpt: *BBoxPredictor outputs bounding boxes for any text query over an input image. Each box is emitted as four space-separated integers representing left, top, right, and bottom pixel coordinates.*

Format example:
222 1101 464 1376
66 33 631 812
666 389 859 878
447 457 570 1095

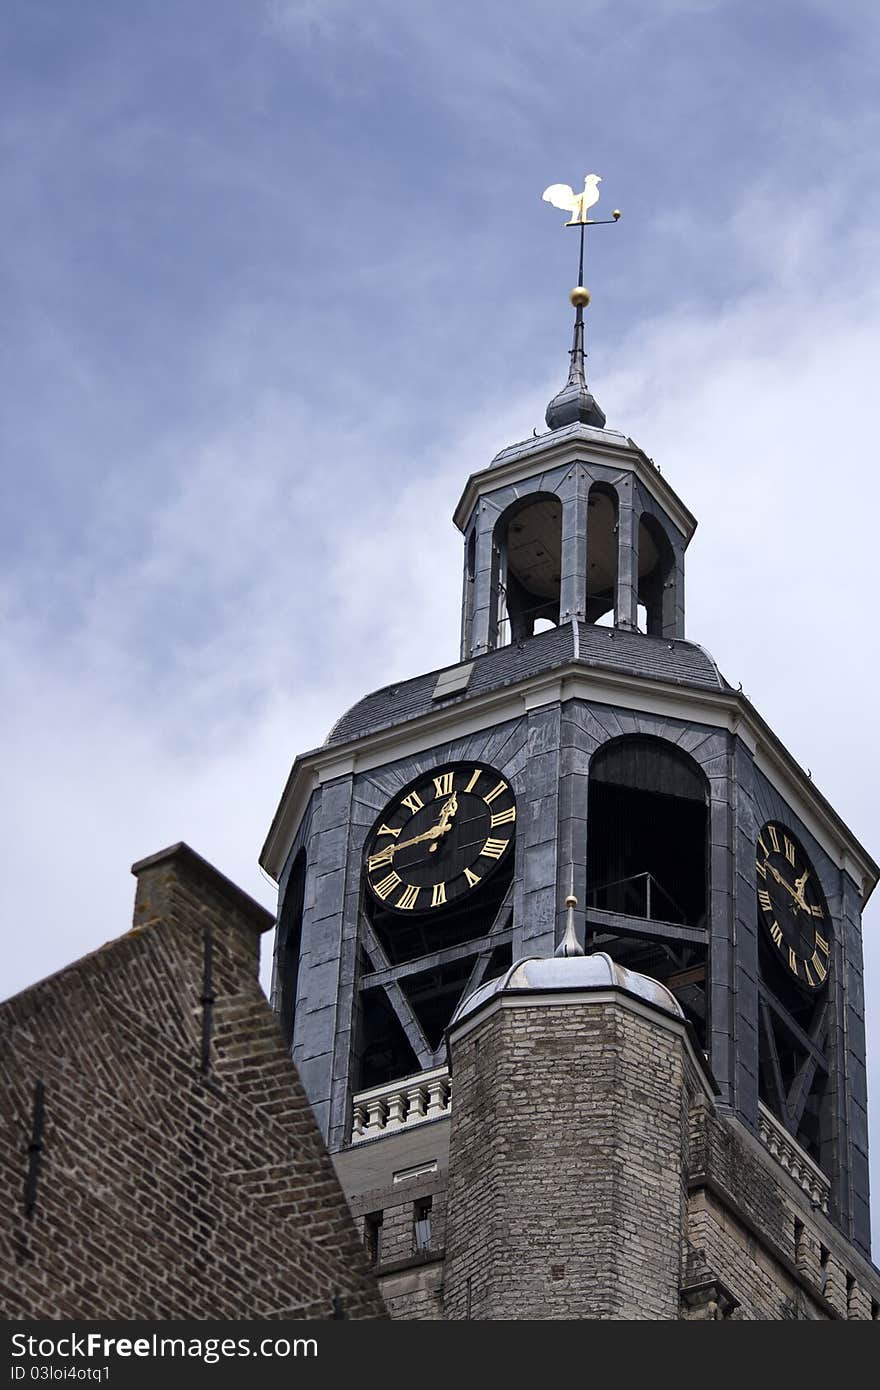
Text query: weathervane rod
540 172 620 433
571 206 620 292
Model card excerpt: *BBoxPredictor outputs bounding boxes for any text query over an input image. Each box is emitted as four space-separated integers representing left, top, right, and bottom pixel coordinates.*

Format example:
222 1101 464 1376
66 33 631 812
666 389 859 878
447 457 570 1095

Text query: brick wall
444 993 705 1320
686 1104 880 1319
0 843 385 1320
348 1170 447 1319
435 982 880 1321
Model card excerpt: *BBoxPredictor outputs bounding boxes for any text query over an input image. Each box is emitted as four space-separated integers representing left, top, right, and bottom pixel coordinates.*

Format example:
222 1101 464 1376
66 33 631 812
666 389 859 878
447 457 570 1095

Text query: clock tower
260 201 879 1318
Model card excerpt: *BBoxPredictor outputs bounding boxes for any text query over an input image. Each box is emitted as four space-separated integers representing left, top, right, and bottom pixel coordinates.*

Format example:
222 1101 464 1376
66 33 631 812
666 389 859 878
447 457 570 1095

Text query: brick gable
0 843 385 1320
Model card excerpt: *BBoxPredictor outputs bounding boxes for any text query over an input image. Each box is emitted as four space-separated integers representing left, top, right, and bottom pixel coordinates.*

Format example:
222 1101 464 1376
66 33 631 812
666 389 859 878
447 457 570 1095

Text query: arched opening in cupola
462 527 477 653
638 513 675 637
586 482 618 624
493 494 562 645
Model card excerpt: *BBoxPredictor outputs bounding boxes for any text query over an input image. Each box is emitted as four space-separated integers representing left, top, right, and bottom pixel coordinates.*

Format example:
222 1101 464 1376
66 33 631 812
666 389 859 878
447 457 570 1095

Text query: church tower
261 184 879 1318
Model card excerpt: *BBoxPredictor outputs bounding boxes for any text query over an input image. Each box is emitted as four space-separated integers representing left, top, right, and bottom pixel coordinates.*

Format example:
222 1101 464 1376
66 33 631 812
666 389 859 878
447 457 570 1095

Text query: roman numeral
396 884 420 911
809 904 824 918
377 823 401 838
804 960 815 987
433 772 454 798
483 780 508 805
373 870 402 900
810 950 828 983
768 825 780 854
464 867 481 888
368 847 395 871
490 806 516 827
770 921 783 947
480 837 508 860
815 932 830 955
758 889 772 913
756 859 767 880
757 835 770 860
402 791 424 815
431 882 447 907
464 769 481 793
788 947 798 976
784 835 796 865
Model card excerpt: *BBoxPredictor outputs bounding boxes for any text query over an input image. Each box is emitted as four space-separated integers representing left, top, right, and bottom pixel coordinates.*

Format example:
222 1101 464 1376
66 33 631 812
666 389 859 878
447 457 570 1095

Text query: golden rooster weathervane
543 173 608 226
542 172 621 294
540 173 621 432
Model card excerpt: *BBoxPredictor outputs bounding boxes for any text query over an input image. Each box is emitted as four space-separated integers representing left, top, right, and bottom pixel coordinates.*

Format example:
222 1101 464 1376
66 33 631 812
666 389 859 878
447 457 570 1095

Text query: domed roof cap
449 951 683 1031
545 377 606 431
545 298 606 431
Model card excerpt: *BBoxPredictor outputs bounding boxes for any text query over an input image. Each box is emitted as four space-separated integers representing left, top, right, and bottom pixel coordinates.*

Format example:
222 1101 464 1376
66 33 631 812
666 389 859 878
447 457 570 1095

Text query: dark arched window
462 528 477 651
638 514 675 636
587 736 708 927
278 849 306 1052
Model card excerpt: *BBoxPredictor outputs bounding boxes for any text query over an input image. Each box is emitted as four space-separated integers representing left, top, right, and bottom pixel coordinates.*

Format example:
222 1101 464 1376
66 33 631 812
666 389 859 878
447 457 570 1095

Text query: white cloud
5 0 880 1243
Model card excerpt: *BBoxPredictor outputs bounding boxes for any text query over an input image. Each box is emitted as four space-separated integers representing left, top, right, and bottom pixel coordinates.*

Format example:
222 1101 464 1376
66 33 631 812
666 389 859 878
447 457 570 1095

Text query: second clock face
756 822 831 991
364 762 516 914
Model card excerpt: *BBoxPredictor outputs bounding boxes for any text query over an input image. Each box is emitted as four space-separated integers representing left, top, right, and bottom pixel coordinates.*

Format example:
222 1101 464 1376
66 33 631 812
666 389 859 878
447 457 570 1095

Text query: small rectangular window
393 1160 438 1185
819 1244 829 1295
364 1211 383 1267
432 663 473 700
413 1196 432 1252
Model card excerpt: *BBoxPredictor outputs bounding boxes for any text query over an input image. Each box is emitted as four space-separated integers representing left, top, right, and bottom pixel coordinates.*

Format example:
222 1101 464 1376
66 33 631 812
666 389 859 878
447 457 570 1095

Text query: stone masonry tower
443 909 715 1320
262 186 880 1318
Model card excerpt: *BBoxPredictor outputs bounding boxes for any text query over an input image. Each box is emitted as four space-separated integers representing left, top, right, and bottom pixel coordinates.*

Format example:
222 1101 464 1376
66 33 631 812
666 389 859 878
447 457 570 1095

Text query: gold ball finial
569 286 591 308
612 209 621 220
564 894 578 909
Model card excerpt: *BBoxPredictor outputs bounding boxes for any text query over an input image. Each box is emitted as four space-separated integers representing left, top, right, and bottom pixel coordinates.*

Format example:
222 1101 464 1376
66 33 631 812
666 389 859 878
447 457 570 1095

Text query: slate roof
325 622 729 747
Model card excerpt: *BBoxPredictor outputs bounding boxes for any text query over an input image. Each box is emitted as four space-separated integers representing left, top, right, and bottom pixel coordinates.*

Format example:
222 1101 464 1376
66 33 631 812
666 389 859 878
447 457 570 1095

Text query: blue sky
4 1 880 1235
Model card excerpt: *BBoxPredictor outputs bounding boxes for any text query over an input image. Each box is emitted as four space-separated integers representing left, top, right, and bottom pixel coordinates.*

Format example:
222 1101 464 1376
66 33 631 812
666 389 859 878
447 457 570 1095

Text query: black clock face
756 823 830 991
364 763 516 914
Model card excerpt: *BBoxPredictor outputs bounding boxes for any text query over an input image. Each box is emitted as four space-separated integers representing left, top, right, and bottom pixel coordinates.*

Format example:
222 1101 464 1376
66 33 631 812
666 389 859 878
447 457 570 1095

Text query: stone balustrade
758 1103 830 1212
352 1066 451 1144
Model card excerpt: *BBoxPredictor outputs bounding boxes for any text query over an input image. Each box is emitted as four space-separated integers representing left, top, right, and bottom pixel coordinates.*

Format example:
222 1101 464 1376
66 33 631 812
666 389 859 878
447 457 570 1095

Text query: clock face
364 762 516 915
756 823 831 991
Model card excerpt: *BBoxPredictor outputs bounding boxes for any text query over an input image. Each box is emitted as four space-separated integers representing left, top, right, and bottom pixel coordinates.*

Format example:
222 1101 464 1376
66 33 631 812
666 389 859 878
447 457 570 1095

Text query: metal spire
555 873 585 958
541 173 620 432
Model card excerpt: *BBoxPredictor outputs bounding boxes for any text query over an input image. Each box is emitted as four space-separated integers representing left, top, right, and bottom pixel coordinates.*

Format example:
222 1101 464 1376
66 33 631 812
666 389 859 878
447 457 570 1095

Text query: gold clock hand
369 803 457 869
766 862 802 909
368 831 429 869
429 793 458 852
405 795 458 853
793 869 811 909
390 824 446 855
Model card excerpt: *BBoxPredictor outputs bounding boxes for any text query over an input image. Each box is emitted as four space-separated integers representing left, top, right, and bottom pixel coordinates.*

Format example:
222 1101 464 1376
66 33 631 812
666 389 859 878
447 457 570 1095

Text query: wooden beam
489 880 515 934
359 929 513 992
666 965 706 990
358 916 433 1069
431 949 496 1065
759 988 829 1072
384 980 434 1071
787 1002 829 1129
585 906 706 947
359 915 393 973
759 999 792 1132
